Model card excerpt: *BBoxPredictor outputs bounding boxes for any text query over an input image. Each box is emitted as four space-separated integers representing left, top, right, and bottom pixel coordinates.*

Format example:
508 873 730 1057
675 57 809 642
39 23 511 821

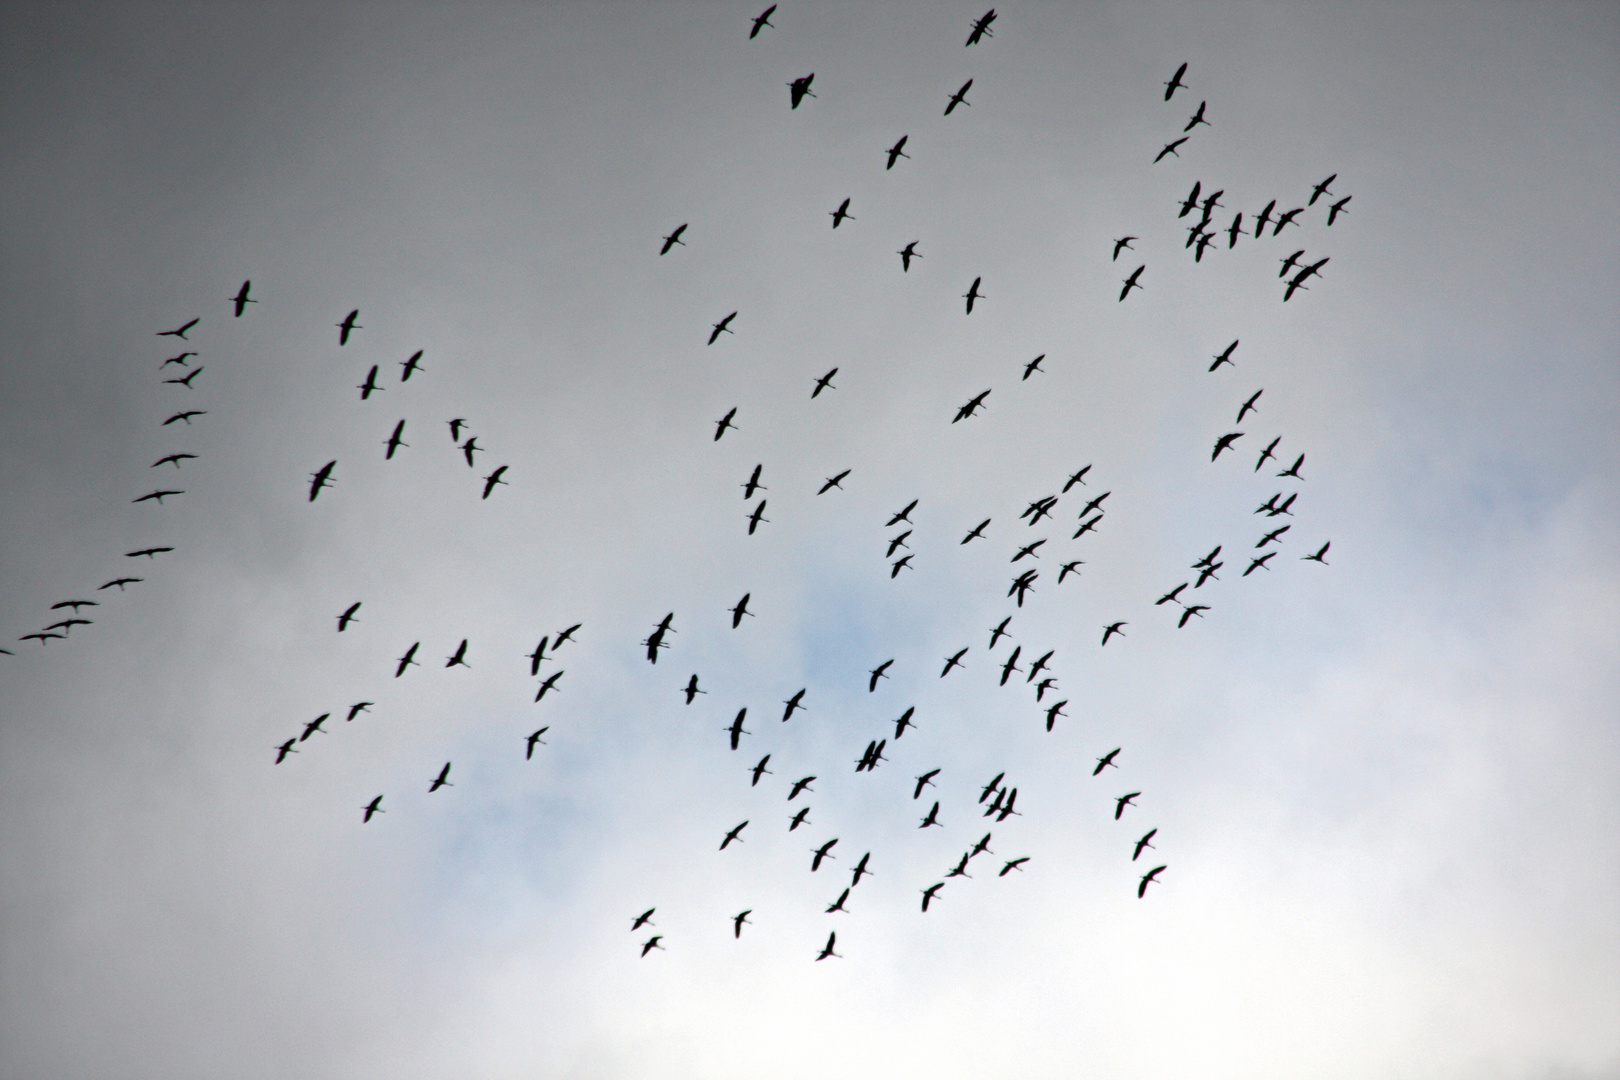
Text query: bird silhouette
729 593 754 628
1164 62 1188 100
741 464 766 498
749 4 775 37
346 702 372 721
941 648 968 677
481 466 509 499
749 755 773 787
161 352 196 367
816 931 840 960
1254 199 1277 235
811 368 838 398
818 469 850 494
811 838 838 870
828 198 855 228
124 547 174 559
824 888 850 913
962 276 984 313
553 623 582 647
788 74 815 109
1178 604 1209 627
726 709 750 750
1102 621 1127 646
336 602 361 631
1154 136 1189 163
1022 354 1045 380
1138 865 1167 897
789 807 810 831
921 883 944 912
631 908 656 932
1303 541 1331 564
714 407 738 441
50 600 99 612
362 795 384 822
720 821 748 850
1094 748 1121 775
459 438 481 467
1184 100 1209 131
961 518 991 544
919 802 941 828
732 910 752 937
1114 792 1140 819
1044 700 1067 731
1120 265 1145 301
337 310 361 345
680 673 705 704
868 659 893 692
1327 195 1352 225
640 936 664 957
708 312 738 345
534 670 564 701
659 223 687 254
888 500 919 527
851 852 873 886
395 642 421 677
914 768 940 799
782 688 806 721
162 410 206 426
309 461 336 501
358 366 382 400
230 281 256 317
1245 552 1276 576
892 706 917 738
1212 432 1244 461
884 135 910 169
299 713 331 741
1112 237 1136 261
164 367 202 388
966 8 996 45
383 420 408 460
1277 454 1305 479
133 490 183 504
788 776 815 800
944 79 973 115
525 728 549 759
1272 207 1304 234
400 351 425 380
897 241 921 271
747 500 768 534
158 318 199 339
448 419 469 442
953 389 991 422
1236 389 1263 424
99 578 143 591
1132 829 1158 860
275 739 298 764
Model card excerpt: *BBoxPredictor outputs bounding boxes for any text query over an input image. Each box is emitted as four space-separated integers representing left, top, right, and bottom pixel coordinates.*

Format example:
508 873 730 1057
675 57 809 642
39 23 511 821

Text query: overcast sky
1 2 1616 1078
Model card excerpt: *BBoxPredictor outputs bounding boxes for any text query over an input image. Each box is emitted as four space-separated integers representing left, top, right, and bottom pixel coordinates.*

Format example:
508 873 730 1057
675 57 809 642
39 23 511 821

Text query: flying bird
448 418 469 442
157 318 199 339
1045 700 1067 731
892 706 916 738
1115 792 1140 819
714 407 738 441
811 838 838 871
337 309 361 345
1226 213 1247 248
816 931 840 961
1119 265 1145 301
1245 552 1276 576
640 936 664 957
829 198 855 228
1236 389 1263 424
946 853 972 879
782 688 806 722
1112 237 1136 261
1303 541 1331 564
1254 199 1277 235
1272 207 1304 234
825 888 851 914
966 8 996 45
961 518 991 544
886 530 912 558
1154 136 1189 163
99 578 142 591
1309 174 1337 205
988 617 1012 649
459 437 481 467
750 755 773 787
1212 432 1244 461
1195 561 1222 587
1327 195 1352 225
741 464 766 498
358 366 382 399
941 648 968 677
163 367 202 388
1178 604 1209 627
1277 454 1305 479
481 466 509 499
124 547 174 559
720 821 748 850
1058 560 1084 584
553 623 582 647
299 713 330 741
631 908 656 932
749 4 775 37
384 420 408 459
534 670 564 701
979 773 1006 803
953 389 991 422
788 73 815 109
851 852 873 886
811 368 838 398
162 410 206 426
1164 62 1188 100
346 702 372 721
161 352 195 367
1178 181 1202 217
914 768 940 799
1184 100 1209 131
680 673 705 704
999 645 1023 685
132 490 183 504
788 776 815 800
726 709 750 750
789 807 810 831
1094 748 1121 776
1102 621 1127 646
962 276 984 314
336 602 361 631
660 223 687 254
50 600 99 612
733 911 752 937
230 281 256 317
818 470 850 494
884 135 910 169
1138 865 1167 897
1254 436 1281 472
708 312 738 345
919 801 941 829
400 351 424 380
309 460 336 501
944 79 973 115
747 499 768 534
395 642 421 677
888 500 919 526
1011 539 1046 563
527 637 550 677
868 659 893 692
921 883 944 912
361 795 384 823
525 728 549 759
275 739 298 764
445 639 470 668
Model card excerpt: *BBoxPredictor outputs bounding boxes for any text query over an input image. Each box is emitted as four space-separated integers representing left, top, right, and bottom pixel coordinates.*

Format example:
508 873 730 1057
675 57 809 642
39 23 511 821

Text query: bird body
829 197 855 228
944 79 973 115
231 281 256 317
337 309 361 345
884 135 910 169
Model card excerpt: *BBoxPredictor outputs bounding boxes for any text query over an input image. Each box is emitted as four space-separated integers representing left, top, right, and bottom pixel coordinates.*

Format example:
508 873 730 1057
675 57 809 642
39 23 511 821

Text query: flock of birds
8 6 1345 967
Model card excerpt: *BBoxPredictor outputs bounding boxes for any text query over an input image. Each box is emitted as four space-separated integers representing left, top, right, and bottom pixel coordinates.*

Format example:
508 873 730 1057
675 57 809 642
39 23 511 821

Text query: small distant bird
999 645 1023 686
1178 180 1203 217
988 617 1012 650
1058 560 1084 584
714 407 738 441
400 351 425 380
680 673 704 704
897 241 921 271
157 318 199 339
553 623 582 647
921 883 944 912
1102 621 1127 646
788 73 815 109
812 368 838 398
481 466 508 499
300 714 330 741
99 578 143 590
819 469 850 494
1254 436 1281 472
19 632 65 645
816 931 840 961
825 888 850 914
525 728 549 759
941 648 968 677
750 755 773 787
1120 265 1145 301
851 852 873 886
889 554 913 578
50 600 99 612
660 223 687 254
309 460 336 501
962 276 984 314
1154 136 1189 163
1022 354 1045 380
944 79 973 115
979 773 1006 804
829 198 855 228
888 500 919 527
884 135 910 169
362 795 384 822
1000 857 1029 876
526 637 551 677
395 642 421 677
1044 700 1067 731
1178 604 1209 627
337 309 361 345
953 389 991 422
1164 62 1188 100
336 602 361 631
346 702 372 720
1094 748 1122 776
869 659 893 692
788 776 815 800
358 366 382 400
448 418 469 442
162 410 206 425
962 518 991 543
1115 792 1140 819
946 853 972 879
708 312 738 345
782 688 806 722
124 547 174 559
1279 250 1307 279
1212 430 1246 462
161 353 195 367
920 802 941 828
892 706 916 738
749 4 775 37
726 709 750 750
1272 207 1304 234
1184 100 1209 131
1254 199 1277 235
1226 212 1246 248
966 8 996 45
1277 453 1305 479
720 821 748 850
133 490 183 504
1303 541 1331 564
1309 174 1337 205
811 838 838 871
886 531 912 558
1327 195 1352 226
460 437 481 467
534 670 564 702
164 367 202 388
1012 539 1046 563
914 769 940 799
729 593 755 629
384 420 408 460
1245 552 1276 576
1112 237 1136 261
1138 865 1167 897
747 499 768 534
789 807 810 831
631 908 656 931
741 464 766 499
1195 561 1222 588
733 910 752 937
1025 650 1054 682
275 739 298 764
1236 389 1263 424
230 281 256 317
445 639 470 668
640 936 664 957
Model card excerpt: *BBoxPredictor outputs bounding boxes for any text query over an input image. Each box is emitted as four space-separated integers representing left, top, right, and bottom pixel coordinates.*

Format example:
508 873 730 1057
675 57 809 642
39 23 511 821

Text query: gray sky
2 2 1616 1078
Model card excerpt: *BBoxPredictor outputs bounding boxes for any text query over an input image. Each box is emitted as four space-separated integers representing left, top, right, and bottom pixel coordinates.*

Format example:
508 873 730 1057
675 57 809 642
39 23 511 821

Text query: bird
659 223 687 254
160 352 195 367
726 709 750 750
919 802 941 829
1025 650 1054 681
1178 605 1209 627
445 639 471 669
162 410 206 426
395 642 421 677
1120 265 1145 301
525 728 549 759
1010 569 1037 606
346 702 372 721
18 632 66 645
448 419 469 442
921 883 944 912
1283 270 1312 302
1112 237 1136 260
788 776 816 800
299 714 331 741
829 197 855 228
987 617 1012 650
789 807 811 831
163 367 202 388
230 281 256 317
1194 561 1221 588
850 852 873 886
1058 560 1084 584
523 638 551 678
818 469 850 494
897 241 922 271
1102 621 1127 646
99 578 143 591
708 312 738 345
811 368 838 398
1022 354 1046 380
43 619 90 634
979 773 1006 804
1012 539 1046 563
884 135 910 169
337 309 361 345
534 670 564 701
892 706 917 738
855 739 887 772
1164 62 1188 100
133 490 183 504
362 795 384 822
741 464 766 498
1193 547 1225 570
336 602 361 631
946 853 972 879
788 73 815 109
747 500 769 534
382 420 408 460
782 688 806 722
631 908 656 932
729 593 754 628
953 389 991 422
1138 865 1167 897
1154 136 1189 163
1184 100 1209 131
481 466 509 499
1254 199 1277 235
1133 829 1158 860
748 4 775 37
886 531 912 558
1212 432 1244 461
1272 207 1304 234
1309 174 1337 205
459 437 481 467
1178 181 1203 217
49 600 98 612
553 623 582 647
888 500 919 527
811 838 838 871
999 646 1023 685
1094 749 1121 775
941 648 968 677
1277 454 1305 479
914 769 940 799
720 821 748 850
750 755 773 787
1255 436 1281 472
1278 250 1306 279
713 407 738 441
962 276 984 314
1194 231 1217 262
1225 213 1247 248
640 936 664 957
966 8 996 45
1268 493 1297 517
1115 792 1140 819
1236 389 1263 424
158 318 200 339
358 366 382 400
1303 541 1331 564
816 931 840 961
400 351 425 380
680 673 705 704
124 547 174 559
309 460 336 501
275 739 298 764
998 857 1030 877
1327 195 1352 225
733 910 752 937
869 659 893 692
944 78 973 115
825 889 850 914
1245 553 1276 576
961 518 991 544
1044 700 1067 731
996 788 1021 820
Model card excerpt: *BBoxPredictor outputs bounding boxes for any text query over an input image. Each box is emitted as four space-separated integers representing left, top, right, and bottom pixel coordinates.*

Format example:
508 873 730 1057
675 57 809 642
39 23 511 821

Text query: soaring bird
163 410 206 426
164 367 202 388
726 709 750 750
869 659 893 692
749 4 775 37
884 135 910 169
481 466 509 499
888 500 919 527
448 418 469 442
749 755 773 787
1102 621 1127 646
445 639 471 668
1112 237 1136 261
1309 174 1337 205
897 241 921 271
660 223 687 254
358 366 382 400
708 311 738 345
824 888 850 914
631 908 656 932
362 795 384 822
1138 865 1167 897
886 530 912 558
125 547 174 559
1212 432 1244 461
829 198 855 228
728 593 754 629
1278 250 1307 280
300 713 331 741
336 602 361 631
811 368 838 398
1236 389 1263 424
1021 354 1046 380
1194 231 1217 262
788 776 816 800
158 318 199 339
1226 212 1247 248
1114 791 1140 819
1184 100 1209 131
1277 454 1305 479
919 802 941 829
133 490 183 504
946 853 972 879
733 910 753 937
459 437 481 467
309 460 336 501
720 821 748 850
979 773 1007 804
1178 604 1209 627
816 931 840 961
534 670 564 701
337 309 361 345
525 728 549 759
43 618 91 634
1011 539 1046 563
782 688 806 721
851 852 873 886
161 352 196 366
384 420 408 460
526 637 551 677
1009 569 1037 606
1272 207 1304 234
1119 264 1145 301
1194 561 1222 587
680 673 705 704
892 706 916 738
941 648 968 677
962 276 984 314
1094 748 1122 776
788 73 815 109
1058 560 1084 584
640 936 664 957
395 642 421 677
1303 541 1331 564
553 623 582 647
944 79 973 115
275 739 298 764
1164 62 1188 100
789 807 811 831
230 281 256 317
999 645 1023 685
99 578 143 590
346 702 372 720
1327 195 1352 226
741 464 766 498
1044 700 1067 731
987 616 1012 650
961 518 991 544
1020 497 1058 525
914 768 940 799
714 407 738 441
920 882 944 912
1253 199 1277 235
1077 490 1111 518
811 838 838 871
18 632 66 645
1154 136 1189 163
747 499 769 534
953 389 991 422
966 8 996 45
50 600 99 612
1245 552 1276 576
818 469 850 494
1254 436 1281 472
400 350 425 380
1178 180 1203 217
1256 525 1291 549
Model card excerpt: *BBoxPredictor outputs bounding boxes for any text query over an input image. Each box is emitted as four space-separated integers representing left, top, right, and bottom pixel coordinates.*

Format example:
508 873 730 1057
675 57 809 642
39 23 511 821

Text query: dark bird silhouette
534 670 564 701
1244 552 1276 576
448 419 469 442
1254 199 1277 235
1226 213 1247 248
1022 354 1046 380
300 713 331 741
355 795 384 823
714 407 738 441
1102 621 1126 646
1194 561 1221 588
788 73 815 109
816 931 840 961
944 79 973 115
888 500 919 527
729 593 754 629
750 755 773 787
1178 604 1209 627
230 281 256 317
527 637 551 677
1327 195 1352 225
1309 174 1337 205
825 888 851 913
337 309 361 345
921 883 944 912
124 547 174 559
810 368 839 399
525 728 549 759
829 198 855 228
275 739 297 764
742 464 766 498
358 366 382 400
1192 547 1223 570
868 659 893 692
1012 539 1046 563
133 490 183 504
966 8 996 45
1025 650 1054 682
162 410 206 426
1295 256 1331 284
1236 389 1263 424
1277 454 1305 479
946 853 972 879
1021 496 1057 525
1178 181 1202 217
680 673 704 704
919 801 941 829
1132 829 1158 861
1257 527 1291 550
855 739 887 772
788 776 816 801
914 768 940 799
631 908 656 932
987 617 1012 650
1154 136 1189 163
1094 748 1121 775
886 530 912 558
161 352 196 367
660 223 687 254
1110 238 1138 265
1184 100 1209 131
309 460 336 502
50 600 98 612
1138 865 1167 897
726 709 750 750
164 367 202 388
1254 436 1281 472
879 135 913 174
963 276 984 314
850 852 873 887
979 773 1006 804
1278 250 1306 279
336 602 361 631
1283 271 1312 302
395 642 420 677
1212 431 1245 462
400 351 424 381
969 835 993 861
43 619 90 634
554 623 582 647
733 911 752 937
992 856 1027 877
481 466 509 499
781 688 806 722
747 499 769 534
99 578 143 591
346 702 372 720
459 437 481 467
1058 560 1084 584
1303 541 1331 564
961 518 991 544
999 645 1023 685
446 639 470 668
789 807 810 831
1077 491 1111 518
720 821 748 850
1009 569 1037 606
1164 62 1188 100
953 389 991 422
996 788 1021 821
818 470 850 494
378 420 408 460
811 838 838 871
883 705 913 739
1194 231 1217 262
708 312 738 345
157 318 199 339
941 648 968 677
889 554 914 578
640 936 664 957
19 632 66 645
1045 699 1067 731
749 4 775 37
897 241 921 271
1114 791 1140 819
1120 264 1145 301
1268 493 1297 517
1272 207 1304 234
